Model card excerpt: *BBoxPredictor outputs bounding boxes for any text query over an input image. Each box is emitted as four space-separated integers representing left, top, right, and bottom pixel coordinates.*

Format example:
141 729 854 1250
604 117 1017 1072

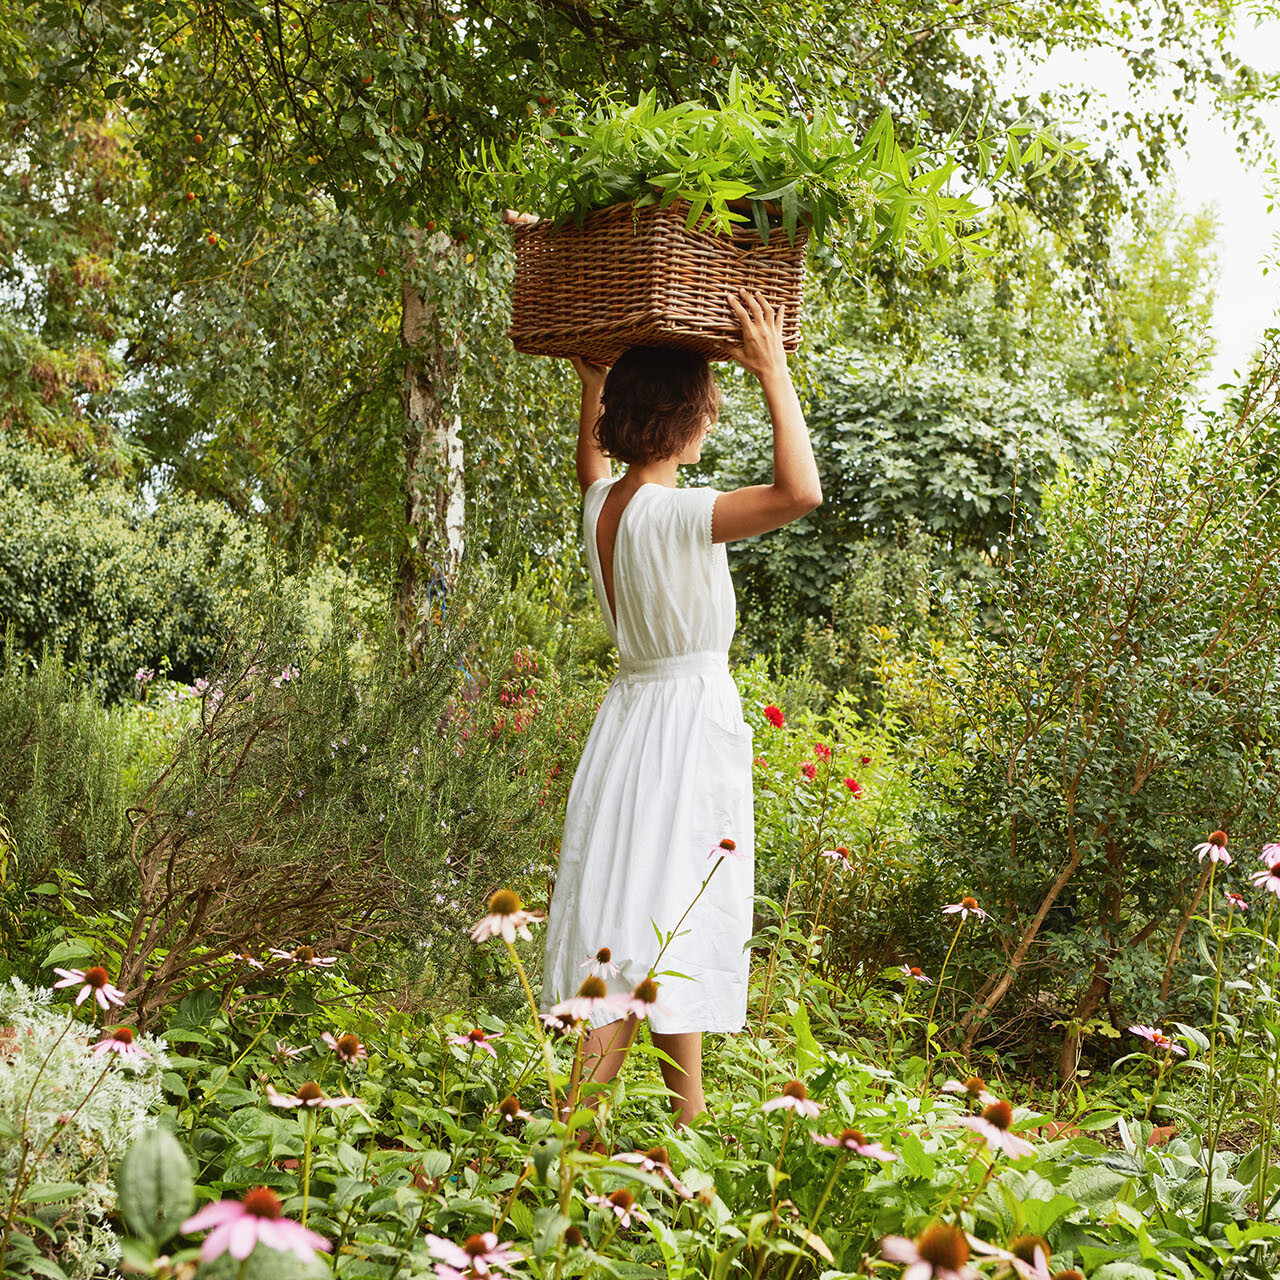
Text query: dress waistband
615 650 730 683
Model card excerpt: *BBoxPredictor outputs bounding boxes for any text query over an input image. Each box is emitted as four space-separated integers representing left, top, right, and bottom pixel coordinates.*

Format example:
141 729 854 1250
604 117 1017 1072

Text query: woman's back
584 478 735 667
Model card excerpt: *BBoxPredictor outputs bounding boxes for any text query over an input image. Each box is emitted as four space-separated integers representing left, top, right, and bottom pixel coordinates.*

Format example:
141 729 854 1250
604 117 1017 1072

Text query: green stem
783 1152 848 1280
504 939 559 1118
1202 871 1227 1229
921 917 967 1091
301 1107 316 1227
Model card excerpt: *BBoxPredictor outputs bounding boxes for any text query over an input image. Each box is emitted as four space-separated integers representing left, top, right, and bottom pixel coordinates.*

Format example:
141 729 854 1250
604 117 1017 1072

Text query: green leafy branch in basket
465 68 1090 271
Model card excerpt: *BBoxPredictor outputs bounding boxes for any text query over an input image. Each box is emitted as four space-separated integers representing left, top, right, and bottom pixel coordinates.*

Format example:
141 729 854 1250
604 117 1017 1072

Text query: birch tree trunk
396 228 466 653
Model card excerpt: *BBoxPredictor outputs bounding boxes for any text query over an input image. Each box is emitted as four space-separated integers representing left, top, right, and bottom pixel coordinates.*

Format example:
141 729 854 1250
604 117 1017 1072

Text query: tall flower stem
1202 872 1230 1229
782 1152 848 1280
300 1107 317 1227
756 872 797 1038
921 918 967 1091
504 939 558 1118
1142 1046 1175 1124
751 1108 795 1280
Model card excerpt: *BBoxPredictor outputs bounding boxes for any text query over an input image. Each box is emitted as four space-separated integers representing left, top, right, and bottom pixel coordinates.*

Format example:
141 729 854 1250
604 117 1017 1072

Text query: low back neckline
593 478 654 635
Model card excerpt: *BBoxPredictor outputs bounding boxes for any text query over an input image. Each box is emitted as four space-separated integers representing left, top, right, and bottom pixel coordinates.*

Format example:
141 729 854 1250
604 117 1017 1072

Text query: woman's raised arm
711 288 822 543
569 355 612 494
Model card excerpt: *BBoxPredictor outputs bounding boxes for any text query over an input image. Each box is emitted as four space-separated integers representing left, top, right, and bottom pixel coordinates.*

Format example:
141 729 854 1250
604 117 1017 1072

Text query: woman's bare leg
580 1015 640 1094
650 1031 705 1127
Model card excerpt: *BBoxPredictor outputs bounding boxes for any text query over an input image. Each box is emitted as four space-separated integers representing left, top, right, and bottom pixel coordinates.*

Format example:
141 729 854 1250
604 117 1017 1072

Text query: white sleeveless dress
538 478 757 1035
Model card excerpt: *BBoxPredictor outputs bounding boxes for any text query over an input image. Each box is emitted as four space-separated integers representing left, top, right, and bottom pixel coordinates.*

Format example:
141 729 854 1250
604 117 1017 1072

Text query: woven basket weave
509 198 807 364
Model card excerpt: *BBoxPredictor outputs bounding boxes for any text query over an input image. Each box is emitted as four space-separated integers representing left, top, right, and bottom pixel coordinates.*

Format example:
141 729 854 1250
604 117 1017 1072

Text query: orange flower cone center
577 976 607 1000
982 1100 1014 1130
84 967 110 988
633 979 659 1004
297 1081 324 1102
961 896 978 910
337 1034 361 1056
840 1129 866 1145
609 1189 633 1209
643 1145 669 1165
596 947 612 963
782 1079 808 1101
111 1027 135 1044
463 1235 491 1257
243 1186 283 1219
295 947 314 963
489 889 522 915
964 1075 987 1095
917 1223 969 1270
1010 1235 1050 1264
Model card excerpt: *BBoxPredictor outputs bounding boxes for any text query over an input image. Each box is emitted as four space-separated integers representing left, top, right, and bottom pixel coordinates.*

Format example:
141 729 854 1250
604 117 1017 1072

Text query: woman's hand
569 354 610 390
723 287 788 385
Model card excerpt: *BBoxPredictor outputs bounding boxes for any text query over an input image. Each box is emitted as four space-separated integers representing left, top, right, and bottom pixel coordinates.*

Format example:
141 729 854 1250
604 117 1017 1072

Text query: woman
538 287 821 1127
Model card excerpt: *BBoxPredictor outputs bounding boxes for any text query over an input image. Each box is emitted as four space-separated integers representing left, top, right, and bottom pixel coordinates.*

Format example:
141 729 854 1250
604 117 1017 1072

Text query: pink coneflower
1129 1024 1187 1056
761 1079 823 1118
615 1145 691 1197
448 1026 503 1059
180 1187 332 1263
880 1223 979 1280
941 1076 998 1107
322 1031 367 1063
1226 891 1249 913
539 1010 581 1039
271 1041 304 1062
425 1231 523 1277
708 836 745 860
811 1127 897 1160
268 946 338 967
899 964 933 985
550 975 628 1022
53 966 126 1010
801 761 817 780
469 889 546 943
822 846 852 870
626 977 671 1020
813 742 831 761
967 1234 1052 1280
942 897 990 922
495 1095 532 1126
92 1026 148 1062
954 1100 1035 1159
764 704 785 728
585 1188 644 1228
581 946 621 978
1261 842 1280 864
232 952 267 970
266 1081 364 1110
844 777 862 796
1251 857 1280 899
1193 830 1231 864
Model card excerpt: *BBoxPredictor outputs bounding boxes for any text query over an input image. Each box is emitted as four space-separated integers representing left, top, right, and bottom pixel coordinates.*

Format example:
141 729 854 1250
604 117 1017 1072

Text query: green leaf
24 1182 85 1204
115 1129 195 1246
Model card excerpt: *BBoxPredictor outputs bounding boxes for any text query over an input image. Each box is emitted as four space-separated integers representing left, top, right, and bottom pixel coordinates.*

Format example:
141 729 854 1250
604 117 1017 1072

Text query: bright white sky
973 14 1280 404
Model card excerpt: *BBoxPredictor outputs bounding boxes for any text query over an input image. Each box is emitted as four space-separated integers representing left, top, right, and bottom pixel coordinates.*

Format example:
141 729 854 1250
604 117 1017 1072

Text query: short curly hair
593 347 721 465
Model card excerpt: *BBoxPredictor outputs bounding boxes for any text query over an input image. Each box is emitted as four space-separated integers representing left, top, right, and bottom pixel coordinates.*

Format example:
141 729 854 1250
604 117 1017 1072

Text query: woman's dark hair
593 346 721 464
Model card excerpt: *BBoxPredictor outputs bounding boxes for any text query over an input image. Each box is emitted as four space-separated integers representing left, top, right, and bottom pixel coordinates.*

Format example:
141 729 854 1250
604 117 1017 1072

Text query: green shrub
902 354 1280 1080
0 436 266 701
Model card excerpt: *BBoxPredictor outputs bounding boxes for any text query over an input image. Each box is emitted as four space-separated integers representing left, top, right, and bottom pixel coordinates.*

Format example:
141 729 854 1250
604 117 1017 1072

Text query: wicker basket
509 198 807 364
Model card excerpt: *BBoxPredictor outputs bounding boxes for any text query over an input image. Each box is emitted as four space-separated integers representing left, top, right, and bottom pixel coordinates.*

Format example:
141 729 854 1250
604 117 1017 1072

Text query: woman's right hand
724 287 788 384
569 354 610 391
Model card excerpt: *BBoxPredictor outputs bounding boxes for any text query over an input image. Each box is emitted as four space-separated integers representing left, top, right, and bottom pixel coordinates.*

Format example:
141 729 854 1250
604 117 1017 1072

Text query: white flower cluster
0 979 170 1277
